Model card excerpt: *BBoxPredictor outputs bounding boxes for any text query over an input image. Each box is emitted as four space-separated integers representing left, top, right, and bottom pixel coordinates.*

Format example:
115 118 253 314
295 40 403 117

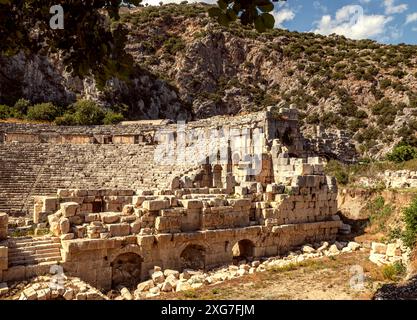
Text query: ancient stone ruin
0 106 344 294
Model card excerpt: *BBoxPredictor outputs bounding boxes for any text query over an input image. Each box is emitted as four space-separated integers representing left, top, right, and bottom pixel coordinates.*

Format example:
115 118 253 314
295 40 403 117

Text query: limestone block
164 269 180 278
179 199 203 209
234 186 248 196
108 223 130 237
79 203 93 214
347 241 361 251
369 253 387 266
155 216 181 233
48 211 63 236
59 218 70 234
63 289 74 300
60 202 80 217
132 196 146 208
228 199 251 208
41 197 59 213
100 212 120 224
151 271 165 284
120 215 136 223
120 287 133 300
176 281 193 292
85 213 100 223
136 279 155 292
130 220 142 234
122 205 135 216
142 200 170 211
68 215 84 225
372 242 387 255
22 287 38 300
386 243 401 257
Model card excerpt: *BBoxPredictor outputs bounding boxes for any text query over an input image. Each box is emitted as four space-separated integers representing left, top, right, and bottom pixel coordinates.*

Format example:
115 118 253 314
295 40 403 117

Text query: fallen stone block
60 202 80 217
372 242 387 255
136 280 155 292
100 212 120 224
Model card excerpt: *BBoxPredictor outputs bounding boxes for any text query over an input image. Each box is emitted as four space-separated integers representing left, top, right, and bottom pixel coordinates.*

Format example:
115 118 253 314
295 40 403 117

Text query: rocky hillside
2 3 417 158
122 4 417 158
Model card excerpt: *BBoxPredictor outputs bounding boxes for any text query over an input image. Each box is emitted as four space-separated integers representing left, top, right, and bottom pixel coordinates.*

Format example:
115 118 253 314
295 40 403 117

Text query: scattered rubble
129 240 363 300
369 240 410 266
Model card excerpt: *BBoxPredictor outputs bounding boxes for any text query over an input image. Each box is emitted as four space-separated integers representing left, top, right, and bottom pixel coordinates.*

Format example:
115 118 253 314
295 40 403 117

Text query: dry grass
155 252 392 300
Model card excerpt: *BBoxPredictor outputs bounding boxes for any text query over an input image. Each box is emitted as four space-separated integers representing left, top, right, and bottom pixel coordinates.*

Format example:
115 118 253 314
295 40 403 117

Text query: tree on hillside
0 0 284 83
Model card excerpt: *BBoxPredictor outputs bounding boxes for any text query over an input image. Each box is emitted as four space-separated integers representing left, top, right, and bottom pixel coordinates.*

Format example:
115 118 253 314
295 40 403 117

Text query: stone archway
111 252 143 289
232 239 255 263
180 244 206 270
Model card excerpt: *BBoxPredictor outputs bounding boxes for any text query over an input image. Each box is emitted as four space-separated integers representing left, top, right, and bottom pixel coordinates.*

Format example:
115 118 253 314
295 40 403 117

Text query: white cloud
313 5 392 40
383 0 408 15
359 0 372 4
273 8 296 28
406 12 417 24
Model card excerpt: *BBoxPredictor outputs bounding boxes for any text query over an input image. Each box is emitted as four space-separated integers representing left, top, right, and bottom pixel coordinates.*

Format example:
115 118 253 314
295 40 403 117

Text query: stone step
8 255 63 267
8 247 61 258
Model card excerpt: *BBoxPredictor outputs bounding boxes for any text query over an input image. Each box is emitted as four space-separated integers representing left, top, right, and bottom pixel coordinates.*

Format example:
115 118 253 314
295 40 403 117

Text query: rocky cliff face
2 3 417 158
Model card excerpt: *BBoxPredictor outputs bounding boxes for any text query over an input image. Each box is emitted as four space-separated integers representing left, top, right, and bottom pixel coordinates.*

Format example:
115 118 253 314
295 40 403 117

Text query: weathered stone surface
60 202 80 217
151 271 165 284
372 243 387 255
142 200 170 211
136 280 155 292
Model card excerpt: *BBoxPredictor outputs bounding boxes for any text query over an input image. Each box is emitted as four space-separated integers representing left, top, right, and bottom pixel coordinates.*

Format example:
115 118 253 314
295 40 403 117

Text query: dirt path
159 251 388 300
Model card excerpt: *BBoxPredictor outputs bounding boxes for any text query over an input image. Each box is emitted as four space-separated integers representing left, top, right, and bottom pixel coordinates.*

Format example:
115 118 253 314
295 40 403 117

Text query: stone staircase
7 236 62 267
0 143 196 216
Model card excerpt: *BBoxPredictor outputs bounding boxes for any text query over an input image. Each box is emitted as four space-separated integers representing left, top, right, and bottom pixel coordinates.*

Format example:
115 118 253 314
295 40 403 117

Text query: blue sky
142 0 417 44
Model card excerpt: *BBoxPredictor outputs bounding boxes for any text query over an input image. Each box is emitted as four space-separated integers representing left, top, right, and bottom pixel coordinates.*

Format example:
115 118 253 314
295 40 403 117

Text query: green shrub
54 113 78 126
103 112 124 125
26 103 60 121
382 261 406 281
402 196 417 248
163 36 185 55
13 98 31 114
387 145 417 163
0 104 12 119
73 100 105 125
368 196 394 232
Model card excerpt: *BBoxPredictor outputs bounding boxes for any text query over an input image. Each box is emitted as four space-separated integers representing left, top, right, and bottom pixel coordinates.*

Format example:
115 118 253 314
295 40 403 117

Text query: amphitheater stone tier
0 106 348 291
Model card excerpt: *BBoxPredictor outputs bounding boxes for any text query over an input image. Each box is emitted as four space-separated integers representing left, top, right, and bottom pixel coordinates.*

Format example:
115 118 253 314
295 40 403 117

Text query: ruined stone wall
305 126 358 164
355 170 417 189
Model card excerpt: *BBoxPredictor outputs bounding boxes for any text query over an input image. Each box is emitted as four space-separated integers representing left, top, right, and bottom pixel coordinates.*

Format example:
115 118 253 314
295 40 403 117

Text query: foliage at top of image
208 0 286 32
0 0 141 87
